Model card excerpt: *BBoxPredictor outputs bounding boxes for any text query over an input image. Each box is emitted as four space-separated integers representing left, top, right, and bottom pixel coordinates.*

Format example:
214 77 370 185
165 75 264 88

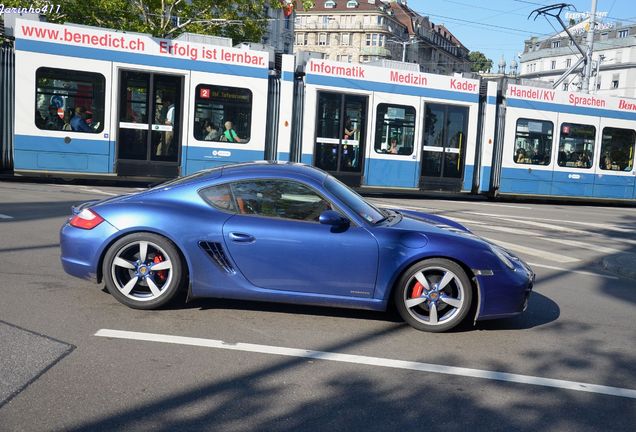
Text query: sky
407 0 636 69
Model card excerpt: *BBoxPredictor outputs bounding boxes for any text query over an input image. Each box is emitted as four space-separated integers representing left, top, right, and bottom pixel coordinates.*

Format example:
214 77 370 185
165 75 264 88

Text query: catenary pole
581 0 598 93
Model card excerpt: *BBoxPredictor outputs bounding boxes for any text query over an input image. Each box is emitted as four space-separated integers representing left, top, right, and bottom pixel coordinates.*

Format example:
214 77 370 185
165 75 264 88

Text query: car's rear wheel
102 233 185 309
394 258 472 332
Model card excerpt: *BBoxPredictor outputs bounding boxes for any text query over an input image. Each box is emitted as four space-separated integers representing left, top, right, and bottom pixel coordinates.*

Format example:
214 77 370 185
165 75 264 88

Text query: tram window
374 104 415 156
599 127 635 171
193 84 252 143
557 123 595 169
35 67 105 133
513 119 553 166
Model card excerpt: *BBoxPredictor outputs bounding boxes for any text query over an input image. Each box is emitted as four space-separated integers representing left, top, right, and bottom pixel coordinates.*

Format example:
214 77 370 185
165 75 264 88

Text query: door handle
229 232 255 243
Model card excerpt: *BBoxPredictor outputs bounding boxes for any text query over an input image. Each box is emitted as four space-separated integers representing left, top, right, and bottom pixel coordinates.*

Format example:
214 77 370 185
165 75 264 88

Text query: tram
1 19 635 202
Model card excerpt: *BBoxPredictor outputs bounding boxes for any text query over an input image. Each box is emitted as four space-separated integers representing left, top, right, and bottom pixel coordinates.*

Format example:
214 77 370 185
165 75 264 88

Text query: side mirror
319 210 349 227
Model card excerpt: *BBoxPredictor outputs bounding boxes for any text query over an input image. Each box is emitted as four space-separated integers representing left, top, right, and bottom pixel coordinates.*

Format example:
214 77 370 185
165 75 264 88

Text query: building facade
261 2 295 54
519 19 636 98
294 0 470 75
389 2 471 74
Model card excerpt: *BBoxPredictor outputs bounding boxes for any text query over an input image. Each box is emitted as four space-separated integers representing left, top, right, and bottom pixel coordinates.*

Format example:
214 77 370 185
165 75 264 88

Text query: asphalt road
0 180 635 431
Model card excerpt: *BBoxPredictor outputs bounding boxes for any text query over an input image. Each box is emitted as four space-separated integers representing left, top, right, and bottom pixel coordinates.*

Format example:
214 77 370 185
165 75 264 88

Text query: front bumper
475 255 535 321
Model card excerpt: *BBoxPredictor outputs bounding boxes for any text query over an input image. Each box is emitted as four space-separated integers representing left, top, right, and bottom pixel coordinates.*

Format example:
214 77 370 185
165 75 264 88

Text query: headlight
490 245 515 270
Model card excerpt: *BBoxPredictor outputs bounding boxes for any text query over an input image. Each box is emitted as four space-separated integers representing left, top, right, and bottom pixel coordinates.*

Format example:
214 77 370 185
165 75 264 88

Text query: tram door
420 104 468 191
116 71 183 178
314 92 367 187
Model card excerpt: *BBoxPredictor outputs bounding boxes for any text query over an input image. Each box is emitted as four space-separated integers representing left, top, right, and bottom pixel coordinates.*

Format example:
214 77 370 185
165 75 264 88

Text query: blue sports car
60 162 534 332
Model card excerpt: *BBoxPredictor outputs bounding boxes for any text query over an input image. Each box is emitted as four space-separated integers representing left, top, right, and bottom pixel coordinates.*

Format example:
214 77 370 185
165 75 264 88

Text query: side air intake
199 241 236 274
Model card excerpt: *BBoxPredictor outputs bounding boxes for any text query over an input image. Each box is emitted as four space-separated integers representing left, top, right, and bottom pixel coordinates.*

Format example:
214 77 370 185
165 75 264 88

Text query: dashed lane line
0 214 13 219
95 329 636 399
527 263 619 280
468 213 590 235
482 237 580 263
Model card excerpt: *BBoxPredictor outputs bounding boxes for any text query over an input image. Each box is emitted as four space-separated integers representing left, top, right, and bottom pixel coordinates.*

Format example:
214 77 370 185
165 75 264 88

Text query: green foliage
12 0 297 42
468 51 493 73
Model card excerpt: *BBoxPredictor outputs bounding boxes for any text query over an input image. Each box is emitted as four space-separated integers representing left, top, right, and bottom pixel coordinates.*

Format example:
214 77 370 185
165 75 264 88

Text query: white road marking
95 329 636 399
527 263 619 280
470 213 634 234
449 201 533 210
59 184 119 196
482 237 580 263
0 214 13 219
540 237 622 254
469 213 590 235
453 220 623 255
81 188 118 196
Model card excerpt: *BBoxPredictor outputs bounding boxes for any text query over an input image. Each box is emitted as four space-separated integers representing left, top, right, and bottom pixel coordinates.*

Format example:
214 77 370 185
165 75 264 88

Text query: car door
221 179 379 298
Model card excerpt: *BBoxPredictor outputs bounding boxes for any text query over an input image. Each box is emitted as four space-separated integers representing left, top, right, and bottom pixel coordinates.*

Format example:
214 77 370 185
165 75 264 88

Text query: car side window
199 183 237 213
231 180 333 222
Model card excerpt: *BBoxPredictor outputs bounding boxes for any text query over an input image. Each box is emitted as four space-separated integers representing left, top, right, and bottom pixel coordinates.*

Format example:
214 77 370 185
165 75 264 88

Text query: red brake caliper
153 255 167 281
411 281 424 298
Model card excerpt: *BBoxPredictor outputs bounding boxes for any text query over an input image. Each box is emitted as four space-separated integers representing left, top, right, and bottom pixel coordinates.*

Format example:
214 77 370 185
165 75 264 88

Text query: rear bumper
60 220 119 282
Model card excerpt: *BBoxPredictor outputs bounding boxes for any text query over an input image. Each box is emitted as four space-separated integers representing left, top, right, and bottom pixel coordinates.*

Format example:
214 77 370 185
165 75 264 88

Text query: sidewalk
601 253 636 280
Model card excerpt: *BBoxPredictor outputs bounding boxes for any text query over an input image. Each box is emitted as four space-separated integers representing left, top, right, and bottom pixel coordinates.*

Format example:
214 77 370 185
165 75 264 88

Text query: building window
295 33 307 46
324 0 336 8
374 103 416 155
601 32 609 40
360 55 369 62
557 123 595 169
618 29 629 38
341 33 350 46
285 15 291 30
513 119 553 166
612 79 619 89
597 76 601 89
194 85 252 143
347 0 358 8
35 67 105 133
566 58 572 67
551 60 556 69
563 83 569 91
552 40 560 48
319 33 327 46
330 33 338 45
366 33 382 46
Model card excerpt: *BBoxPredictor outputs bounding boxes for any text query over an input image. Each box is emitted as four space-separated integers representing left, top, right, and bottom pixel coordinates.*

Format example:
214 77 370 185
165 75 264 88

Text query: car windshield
324 176 386 224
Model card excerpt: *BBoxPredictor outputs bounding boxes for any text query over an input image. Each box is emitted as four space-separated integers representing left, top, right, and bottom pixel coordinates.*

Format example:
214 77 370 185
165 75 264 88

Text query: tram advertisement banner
306 59 480 96
506 84 636 115
14 19 269 70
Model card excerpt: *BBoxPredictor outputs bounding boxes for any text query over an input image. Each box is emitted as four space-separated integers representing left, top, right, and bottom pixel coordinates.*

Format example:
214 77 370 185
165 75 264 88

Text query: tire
394 258 472 332
102 232 185 309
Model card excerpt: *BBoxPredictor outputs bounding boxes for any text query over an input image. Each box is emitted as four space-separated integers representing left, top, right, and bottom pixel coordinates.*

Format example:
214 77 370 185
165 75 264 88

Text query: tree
468 51 493 73
14 0 314 42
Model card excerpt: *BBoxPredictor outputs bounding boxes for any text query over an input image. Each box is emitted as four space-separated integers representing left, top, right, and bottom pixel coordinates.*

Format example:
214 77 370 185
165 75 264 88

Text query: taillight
69 208 104 230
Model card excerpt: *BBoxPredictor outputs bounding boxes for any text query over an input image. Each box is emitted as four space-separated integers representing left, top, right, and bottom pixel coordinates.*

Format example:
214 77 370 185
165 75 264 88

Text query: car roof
218 161 328 182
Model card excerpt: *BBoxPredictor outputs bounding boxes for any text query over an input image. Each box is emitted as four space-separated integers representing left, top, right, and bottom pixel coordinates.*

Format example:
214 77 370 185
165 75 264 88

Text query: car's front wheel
394 258 472 332
102 233 185 309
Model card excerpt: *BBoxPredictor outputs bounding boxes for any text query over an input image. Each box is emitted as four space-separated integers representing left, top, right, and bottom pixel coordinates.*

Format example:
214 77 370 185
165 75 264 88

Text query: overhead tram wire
411 9 552 37
441 0 530 17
